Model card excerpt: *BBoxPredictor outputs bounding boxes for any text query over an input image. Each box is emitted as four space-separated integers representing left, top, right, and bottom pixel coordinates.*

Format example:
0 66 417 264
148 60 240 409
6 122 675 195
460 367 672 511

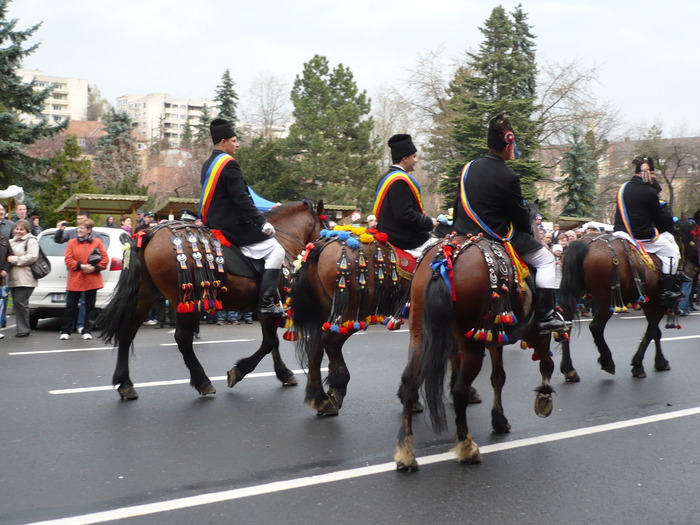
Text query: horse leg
531 333 555 417
452 344 485 464
111 294 153 400
395 336 423 471
227 319 297 388
303 334 337 416
590 308 615 374
488 346 510 434
175 313 215 396
631 310 669 377
559 337 581 382
323 332 351 412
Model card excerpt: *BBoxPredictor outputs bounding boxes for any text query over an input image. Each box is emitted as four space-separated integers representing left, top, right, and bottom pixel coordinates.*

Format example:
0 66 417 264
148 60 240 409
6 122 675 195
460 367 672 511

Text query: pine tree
181 119 194 150
214 70 238 128
93 109 146 195
37 134 96 226
0 0 65 187
237 136 296 202
557 127 598 217
440 5 542 206
283 55 381 209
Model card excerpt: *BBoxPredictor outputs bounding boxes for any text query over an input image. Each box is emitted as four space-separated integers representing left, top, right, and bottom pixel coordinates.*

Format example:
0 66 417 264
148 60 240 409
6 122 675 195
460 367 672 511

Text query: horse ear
317 200 324 216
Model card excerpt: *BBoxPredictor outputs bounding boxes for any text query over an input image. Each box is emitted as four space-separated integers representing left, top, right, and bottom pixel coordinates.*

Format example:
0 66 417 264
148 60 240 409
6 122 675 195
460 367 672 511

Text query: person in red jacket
59 219 108 341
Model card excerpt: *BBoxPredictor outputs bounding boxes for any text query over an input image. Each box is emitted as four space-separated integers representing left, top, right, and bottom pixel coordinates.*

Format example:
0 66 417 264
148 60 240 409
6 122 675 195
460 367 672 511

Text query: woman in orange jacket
59 219 108 341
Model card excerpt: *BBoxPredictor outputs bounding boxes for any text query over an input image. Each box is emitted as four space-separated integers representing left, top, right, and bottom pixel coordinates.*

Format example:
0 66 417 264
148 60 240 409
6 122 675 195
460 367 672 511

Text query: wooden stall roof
55 194 149 215
152 197 199 220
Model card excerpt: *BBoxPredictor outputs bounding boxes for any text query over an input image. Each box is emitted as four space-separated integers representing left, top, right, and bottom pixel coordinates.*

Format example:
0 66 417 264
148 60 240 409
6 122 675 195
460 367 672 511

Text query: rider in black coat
452 112 566 334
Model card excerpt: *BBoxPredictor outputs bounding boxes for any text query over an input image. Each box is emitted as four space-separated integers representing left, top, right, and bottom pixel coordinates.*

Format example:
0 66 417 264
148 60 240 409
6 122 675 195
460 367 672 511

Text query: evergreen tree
214 69 238 127
237 136 296 202
440 5 542 206
283 55 381 209
37 134 96 226
181 119 194 150
194 104 213 151
93 109 146 194
0 0 65 187
557 127 598 217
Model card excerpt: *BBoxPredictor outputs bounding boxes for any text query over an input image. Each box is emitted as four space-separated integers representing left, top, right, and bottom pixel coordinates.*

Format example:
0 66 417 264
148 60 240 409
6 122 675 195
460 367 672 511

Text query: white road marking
8 339 257 355
48 368 327 395
26 406 700 525
159 338 254 346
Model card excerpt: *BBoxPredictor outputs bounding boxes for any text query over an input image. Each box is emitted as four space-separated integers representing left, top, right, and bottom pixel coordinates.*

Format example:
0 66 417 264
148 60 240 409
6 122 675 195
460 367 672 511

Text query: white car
28 226 131 328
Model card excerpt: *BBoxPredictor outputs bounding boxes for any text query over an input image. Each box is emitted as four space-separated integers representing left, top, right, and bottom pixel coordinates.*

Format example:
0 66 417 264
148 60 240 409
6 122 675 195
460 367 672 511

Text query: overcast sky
8 0 700 139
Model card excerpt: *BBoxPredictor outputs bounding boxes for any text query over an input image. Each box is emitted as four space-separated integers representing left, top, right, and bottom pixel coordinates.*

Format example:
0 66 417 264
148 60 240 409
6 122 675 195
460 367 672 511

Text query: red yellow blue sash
372 170 424 218
199 153 233 223
459 161 530 282
616 182 657 266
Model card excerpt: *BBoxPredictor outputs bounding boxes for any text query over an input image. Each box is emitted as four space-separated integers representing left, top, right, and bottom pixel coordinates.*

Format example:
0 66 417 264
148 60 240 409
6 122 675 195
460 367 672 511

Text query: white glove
262 222 275 237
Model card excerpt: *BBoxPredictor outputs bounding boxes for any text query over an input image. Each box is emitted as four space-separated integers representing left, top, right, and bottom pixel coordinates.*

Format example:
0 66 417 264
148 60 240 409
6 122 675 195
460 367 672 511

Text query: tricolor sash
199 153 234 223
459 161 530 282
372 170 424 218
616 182 657 267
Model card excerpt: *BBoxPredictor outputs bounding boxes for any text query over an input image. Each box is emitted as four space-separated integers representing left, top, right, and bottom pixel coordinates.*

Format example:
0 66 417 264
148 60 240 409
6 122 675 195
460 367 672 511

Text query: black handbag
25 239 51 279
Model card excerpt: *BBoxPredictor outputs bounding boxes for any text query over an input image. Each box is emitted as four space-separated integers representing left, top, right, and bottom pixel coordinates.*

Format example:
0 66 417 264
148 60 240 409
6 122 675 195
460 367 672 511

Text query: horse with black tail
291 228 412 416
394 233 560 471
98 200 326 400
559 232 673 378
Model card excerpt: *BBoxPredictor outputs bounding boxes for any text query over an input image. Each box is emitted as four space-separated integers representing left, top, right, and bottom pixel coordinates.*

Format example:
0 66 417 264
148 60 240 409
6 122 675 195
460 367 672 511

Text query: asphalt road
1 310 700 525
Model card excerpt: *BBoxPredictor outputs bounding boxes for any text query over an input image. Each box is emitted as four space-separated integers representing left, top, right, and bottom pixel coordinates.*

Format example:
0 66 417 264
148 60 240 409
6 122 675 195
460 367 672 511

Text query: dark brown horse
393 235 558 470
291 231 411 416
98 200 325 400
559 233 672 378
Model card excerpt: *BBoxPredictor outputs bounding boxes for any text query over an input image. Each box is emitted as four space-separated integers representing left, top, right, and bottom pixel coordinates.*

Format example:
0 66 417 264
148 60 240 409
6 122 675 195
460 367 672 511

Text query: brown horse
393 235 557 471
559 233 672 378
291 230 412 416
98 200 326 400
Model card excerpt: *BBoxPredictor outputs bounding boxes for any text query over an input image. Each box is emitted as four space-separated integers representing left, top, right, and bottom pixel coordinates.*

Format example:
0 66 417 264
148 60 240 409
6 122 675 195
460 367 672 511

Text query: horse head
265 200 326 254
674 217 699 271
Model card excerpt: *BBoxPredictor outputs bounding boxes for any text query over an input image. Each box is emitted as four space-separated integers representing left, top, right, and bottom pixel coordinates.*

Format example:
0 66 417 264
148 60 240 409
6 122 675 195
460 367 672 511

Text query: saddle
221 244 264 279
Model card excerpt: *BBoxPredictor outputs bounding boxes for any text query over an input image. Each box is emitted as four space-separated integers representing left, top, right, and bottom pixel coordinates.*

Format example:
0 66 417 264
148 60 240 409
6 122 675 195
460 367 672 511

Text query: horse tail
559 240 589 319
291 246 323 370
421 267 455 433
99 242 143 346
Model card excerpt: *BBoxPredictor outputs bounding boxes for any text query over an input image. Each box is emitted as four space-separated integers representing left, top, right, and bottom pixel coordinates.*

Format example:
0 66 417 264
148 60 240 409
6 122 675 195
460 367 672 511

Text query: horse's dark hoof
118 386 139 400
198 381 216 396
281 374 298 387
534 393 553 417
491 411 511 434
317 407 339 417
632 369 647 378
598 359 616 375
564 370 581 382
412 399 424 413
327 388 345 410
655 362 671 372
227 366 243 388
468 386 482 404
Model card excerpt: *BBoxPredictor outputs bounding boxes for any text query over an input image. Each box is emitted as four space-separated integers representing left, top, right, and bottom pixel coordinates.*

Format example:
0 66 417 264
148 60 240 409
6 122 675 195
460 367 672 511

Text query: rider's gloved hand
262 222 275 237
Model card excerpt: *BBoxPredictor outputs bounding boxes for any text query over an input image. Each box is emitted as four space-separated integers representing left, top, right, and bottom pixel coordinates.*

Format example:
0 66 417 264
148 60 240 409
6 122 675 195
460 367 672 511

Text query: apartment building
18 69 89 124
116 93 216 148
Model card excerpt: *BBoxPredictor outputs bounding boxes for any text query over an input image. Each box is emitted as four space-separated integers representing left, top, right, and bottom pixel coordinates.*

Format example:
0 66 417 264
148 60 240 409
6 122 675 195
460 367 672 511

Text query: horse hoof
282 374 298 387
396 461 419 472
655 363 671 372
491 411 511 434
534 393 553 418
118 386 139 400
564 371 581 382
227 367 243 388
198 381 216 396
327 388 344 410
632 369 647 378
412 400 424 413
468 387 483 404
316 407 339 417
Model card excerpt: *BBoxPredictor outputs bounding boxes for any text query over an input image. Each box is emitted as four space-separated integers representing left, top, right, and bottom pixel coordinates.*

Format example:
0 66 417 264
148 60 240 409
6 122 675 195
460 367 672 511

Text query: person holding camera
58 219 108 341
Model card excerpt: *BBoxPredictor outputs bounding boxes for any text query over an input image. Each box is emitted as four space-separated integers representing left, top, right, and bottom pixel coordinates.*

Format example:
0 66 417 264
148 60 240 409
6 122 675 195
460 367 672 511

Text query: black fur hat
388 134 417 162
633 155 655 173
210 118 236 144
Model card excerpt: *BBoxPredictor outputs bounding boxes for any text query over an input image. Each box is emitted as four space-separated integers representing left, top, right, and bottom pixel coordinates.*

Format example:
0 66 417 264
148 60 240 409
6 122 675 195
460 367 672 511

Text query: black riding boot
535 288 567 334
258 269 283 318
659 273 682 305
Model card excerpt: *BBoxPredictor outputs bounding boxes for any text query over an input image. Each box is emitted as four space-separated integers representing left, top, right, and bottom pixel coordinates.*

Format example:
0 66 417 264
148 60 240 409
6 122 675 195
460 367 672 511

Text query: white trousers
520 245 557 289
241 238 285 269
612 231 680 274
404 237 439 259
